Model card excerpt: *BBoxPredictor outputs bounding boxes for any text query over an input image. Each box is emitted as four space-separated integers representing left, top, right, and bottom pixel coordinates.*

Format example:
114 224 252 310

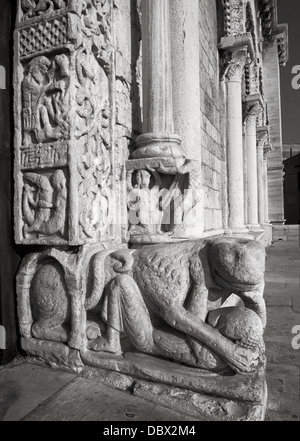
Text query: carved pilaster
14 0 117 246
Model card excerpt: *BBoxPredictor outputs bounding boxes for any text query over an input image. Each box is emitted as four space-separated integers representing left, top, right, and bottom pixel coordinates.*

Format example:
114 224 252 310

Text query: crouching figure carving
86 237 267 374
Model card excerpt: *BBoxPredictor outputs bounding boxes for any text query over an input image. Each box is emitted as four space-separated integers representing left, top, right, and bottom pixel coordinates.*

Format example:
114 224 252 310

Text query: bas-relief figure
126 159 201 242
22 170 67 238
22 54 70 146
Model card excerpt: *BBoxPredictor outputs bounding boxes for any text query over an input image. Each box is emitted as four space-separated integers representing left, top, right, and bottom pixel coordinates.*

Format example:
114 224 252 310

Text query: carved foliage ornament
16 0 115 245
223 0 246 37
20 0 68 21
225 49 249 81
244 102 262 127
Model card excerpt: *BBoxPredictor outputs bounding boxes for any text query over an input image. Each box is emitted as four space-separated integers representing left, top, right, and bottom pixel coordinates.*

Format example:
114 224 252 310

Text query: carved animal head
209 238 266 291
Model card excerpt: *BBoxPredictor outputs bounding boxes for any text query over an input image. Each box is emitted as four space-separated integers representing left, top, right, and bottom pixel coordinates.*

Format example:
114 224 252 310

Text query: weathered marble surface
13 0 271 422
14 0 116 246
17 237 266 378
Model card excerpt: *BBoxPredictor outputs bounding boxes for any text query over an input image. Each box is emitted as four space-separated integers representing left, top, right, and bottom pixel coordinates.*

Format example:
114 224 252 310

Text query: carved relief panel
14 0 116 245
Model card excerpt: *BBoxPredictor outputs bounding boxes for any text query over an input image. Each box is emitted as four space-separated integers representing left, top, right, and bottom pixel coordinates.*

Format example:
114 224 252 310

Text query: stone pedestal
16 236 268 421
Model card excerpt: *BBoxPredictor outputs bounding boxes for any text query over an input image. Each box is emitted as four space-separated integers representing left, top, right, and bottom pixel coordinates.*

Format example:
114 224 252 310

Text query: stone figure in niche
86 238 266 374
22 169 67 238
22 54 70 146
127 160 199 239
127 168 164 236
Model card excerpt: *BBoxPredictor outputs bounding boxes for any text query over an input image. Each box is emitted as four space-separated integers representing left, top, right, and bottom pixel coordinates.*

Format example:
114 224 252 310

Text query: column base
224 227 250 238
132 133 183 159
247 224 264 231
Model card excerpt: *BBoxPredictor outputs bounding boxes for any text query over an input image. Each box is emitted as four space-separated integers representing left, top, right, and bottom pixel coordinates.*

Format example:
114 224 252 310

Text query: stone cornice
218 34 255 62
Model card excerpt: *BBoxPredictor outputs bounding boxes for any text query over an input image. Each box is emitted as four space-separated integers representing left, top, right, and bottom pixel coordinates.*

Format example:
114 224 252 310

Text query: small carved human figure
86 238 267 374
22 170 67 238
22 55 69 146
127 160 201 240
127 169 163 236
23 173 54 234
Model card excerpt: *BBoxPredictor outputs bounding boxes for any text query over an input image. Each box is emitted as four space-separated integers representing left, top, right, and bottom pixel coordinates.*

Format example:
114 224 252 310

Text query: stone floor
0 235 299 421
264 231 300 421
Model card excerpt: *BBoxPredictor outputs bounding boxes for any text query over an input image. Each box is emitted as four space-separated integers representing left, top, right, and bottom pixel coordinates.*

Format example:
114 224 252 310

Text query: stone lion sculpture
84 237 266 374
29 236 266 374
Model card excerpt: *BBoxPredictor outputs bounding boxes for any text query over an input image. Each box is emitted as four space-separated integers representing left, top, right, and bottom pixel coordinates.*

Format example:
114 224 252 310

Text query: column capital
243 101 262 126
257 126 269 149
224 48 249 82
263 143 273 158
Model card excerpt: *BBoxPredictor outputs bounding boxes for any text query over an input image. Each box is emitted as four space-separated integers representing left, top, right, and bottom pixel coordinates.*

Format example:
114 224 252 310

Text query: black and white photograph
0 0 299 426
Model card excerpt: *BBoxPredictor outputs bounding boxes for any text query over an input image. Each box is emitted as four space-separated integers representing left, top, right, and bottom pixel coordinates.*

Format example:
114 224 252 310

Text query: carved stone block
16 236 268 419
14 0 117 246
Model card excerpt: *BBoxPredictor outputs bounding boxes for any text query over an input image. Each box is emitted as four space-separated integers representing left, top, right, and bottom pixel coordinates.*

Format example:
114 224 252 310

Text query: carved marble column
133 0 182 160
127 0 201 244
263 143 272 224
244 101 261 229
225 49 249 233
257 127 269 225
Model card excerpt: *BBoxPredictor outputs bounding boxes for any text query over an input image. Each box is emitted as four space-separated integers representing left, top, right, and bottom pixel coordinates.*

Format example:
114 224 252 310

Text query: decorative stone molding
245 62 261 96
223 0 246 37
